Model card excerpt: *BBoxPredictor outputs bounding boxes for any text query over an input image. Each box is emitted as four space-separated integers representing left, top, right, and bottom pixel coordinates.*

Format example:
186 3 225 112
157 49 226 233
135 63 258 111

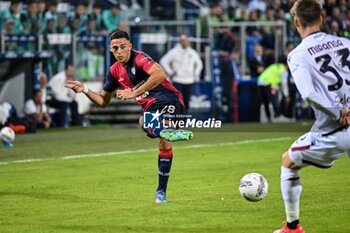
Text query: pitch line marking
0 137 290 165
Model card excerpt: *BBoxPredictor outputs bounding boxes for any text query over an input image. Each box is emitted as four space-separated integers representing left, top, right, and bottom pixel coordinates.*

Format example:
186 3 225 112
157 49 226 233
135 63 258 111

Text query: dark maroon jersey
103 50 184 110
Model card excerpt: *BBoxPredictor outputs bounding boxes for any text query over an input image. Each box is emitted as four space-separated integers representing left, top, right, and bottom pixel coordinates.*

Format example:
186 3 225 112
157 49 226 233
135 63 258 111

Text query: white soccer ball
239 173 268 202
1 126 15 143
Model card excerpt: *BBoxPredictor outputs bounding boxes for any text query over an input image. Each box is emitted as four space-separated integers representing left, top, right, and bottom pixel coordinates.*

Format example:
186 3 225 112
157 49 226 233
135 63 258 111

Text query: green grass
0 123 349 233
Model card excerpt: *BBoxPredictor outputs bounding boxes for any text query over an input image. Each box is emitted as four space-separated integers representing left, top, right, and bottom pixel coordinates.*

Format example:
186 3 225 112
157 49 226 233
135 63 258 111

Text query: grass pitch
0 123 349 233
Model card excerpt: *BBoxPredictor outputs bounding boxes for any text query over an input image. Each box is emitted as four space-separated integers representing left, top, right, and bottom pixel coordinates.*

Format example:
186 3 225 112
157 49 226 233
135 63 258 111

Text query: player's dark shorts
142 102 186 138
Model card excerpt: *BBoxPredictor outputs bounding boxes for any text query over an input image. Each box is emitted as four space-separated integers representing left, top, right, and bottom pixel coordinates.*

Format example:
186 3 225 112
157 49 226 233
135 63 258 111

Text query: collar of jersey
303 31 322 40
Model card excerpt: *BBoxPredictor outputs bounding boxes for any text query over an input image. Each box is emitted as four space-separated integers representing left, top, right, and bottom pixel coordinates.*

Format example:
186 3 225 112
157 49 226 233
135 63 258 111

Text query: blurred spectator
234 7 248 22
57 15 70 33
118 21 128 32
260 25 282 66
76 43 104 81
1 0 23 34
23 89 53 129
69 16 84 35
263 7 275 31
37 0 46 33
207 4 235 52
328 19 340 36
324 0 337 17
280 41 296 119
47 63 81 128
89 3 106 32
248 0 267 14
341 11 350 37
45 1 59 24
160 34 203 110
38 72 48 103
246 10 261 36
246 27 263 61
3 19 17 51
249 44 266 78
70 2 88 33
257 56 288 122
81 19 98 35
3 18 15 34
0 101 35 133
275 8 286 21
42 18 55 35
200 3 225 38
102 3 125 32
20 0 39 35
150 0 175 19
220 49 241 122
225 5 236 22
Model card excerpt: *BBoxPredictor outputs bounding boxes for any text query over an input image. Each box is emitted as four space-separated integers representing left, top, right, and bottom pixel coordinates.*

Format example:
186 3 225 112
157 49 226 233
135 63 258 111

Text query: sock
287 220 299 230
281 166 302 229
157 148 173 192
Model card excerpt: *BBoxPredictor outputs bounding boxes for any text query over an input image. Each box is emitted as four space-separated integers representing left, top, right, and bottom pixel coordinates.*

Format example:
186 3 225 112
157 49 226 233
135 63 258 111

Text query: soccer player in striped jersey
65 30 193 204
274 1 350 232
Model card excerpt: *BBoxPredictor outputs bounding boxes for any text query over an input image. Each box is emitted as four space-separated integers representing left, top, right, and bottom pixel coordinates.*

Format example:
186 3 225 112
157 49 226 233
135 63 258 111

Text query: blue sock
157 148 173 192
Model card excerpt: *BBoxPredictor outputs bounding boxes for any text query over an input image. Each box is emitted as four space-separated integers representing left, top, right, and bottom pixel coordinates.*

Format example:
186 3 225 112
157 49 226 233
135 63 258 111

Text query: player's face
110 38 132 64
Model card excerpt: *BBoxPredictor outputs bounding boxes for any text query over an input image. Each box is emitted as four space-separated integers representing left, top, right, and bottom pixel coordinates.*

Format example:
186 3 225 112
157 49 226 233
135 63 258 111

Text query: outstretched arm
65 80 114 108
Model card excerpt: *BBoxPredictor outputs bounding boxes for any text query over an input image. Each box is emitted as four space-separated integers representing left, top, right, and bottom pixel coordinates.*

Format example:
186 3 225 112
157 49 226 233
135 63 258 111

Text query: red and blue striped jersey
103 49 184 110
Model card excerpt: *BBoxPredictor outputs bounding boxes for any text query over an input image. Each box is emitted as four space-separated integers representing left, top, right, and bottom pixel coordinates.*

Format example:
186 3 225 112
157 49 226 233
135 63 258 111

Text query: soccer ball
1 126 15 143
239 173 268 202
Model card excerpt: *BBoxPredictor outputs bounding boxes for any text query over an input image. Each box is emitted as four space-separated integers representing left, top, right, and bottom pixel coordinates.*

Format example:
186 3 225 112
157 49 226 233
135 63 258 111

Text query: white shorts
288 127 350 168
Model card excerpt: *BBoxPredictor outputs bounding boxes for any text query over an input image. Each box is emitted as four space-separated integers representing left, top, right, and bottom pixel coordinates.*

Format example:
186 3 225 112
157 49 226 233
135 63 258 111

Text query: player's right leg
159 128 193 142
140 113 193 142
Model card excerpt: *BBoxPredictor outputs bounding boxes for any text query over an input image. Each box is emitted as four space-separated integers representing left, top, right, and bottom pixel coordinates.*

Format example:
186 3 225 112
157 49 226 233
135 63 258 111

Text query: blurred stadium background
0 0 349 128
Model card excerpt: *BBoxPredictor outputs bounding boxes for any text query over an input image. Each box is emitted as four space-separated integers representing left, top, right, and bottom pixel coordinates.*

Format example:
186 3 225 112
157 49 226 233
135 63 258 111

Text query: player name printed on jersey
307 39 344 56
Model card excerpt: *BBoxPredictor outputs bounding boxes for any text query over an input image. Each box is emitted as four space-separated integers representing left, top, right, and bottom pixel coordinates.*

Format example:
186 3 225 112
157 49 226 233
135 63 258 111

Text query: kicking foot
160 128 193 142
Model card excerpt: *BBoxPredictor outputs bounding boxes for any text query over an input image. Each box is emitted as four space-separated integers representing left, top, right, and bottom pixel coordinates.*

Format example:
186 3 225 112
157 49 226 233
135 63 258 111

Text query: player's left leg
274 151 305 233
155 138 173 204
138 116 175 204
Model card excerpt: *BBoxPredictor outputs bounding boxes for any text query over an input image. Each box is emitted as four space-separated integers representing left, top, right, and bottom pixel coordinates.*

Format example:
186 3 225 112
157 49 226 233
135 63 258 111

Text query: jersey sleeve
288 52 341 120
103 70 119 92
136 52 156 72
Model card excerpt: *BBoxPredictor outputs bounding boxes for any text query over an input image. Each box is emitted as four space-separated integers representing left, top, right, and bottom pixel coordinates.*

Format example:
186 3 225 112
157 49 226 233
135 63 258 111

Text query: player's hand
117 88 136 101
338 108 350 126
64 80 84 93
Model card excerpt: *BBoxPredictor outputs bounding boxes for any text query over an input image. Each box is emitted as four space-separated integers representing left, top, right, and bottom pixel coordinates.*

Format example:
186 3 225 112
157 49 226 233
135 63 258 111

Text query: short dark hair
290 0 322 28
110 30 130 42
